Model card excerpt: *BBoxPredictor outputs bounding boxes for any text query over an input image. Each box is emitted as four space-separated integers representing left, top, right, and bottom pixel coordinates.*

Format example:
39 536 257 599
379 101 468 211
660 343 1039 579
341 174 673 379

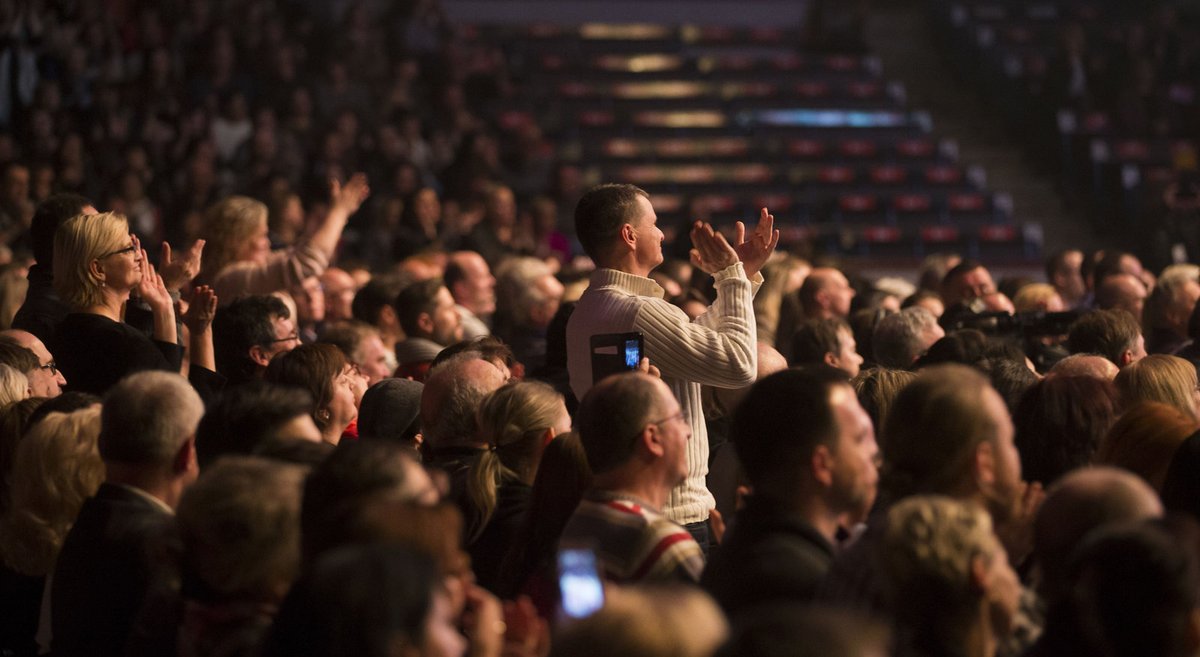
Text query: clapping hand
688 221 738 274
732 208 779 279
183 285 218 335
134 236 173 313
159 239 205 292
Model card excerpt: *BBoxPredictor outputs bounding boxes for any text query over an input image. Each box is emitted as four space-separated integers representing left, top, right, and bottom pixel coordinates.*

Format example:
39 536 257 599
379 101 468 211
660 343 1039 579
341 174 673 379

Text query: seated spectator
940 259 997 309
1046 248 1086 310
1095 273 1147 322
351 272 409 356
445 250 496 340
549 585 727 657
0 406 102 657
1013 375 1119 486
52 371 204 657
174 457 307 657
12 194 97 342
319 320 394 385
564 373 704 583
1047 352 1119 380
704 366 878 620
851 367 918 433
195 381 322 468
290 275 325 344
1144 264 1200 355
320 267 358 323
790 317 863 377
1114 353 1199 420
1098 402 1197 491
882 496 1021 657
872 307 944 370
493 256 564 372
0 330 65 397
212 294 301 386
199 176 368 305
394 278 463 381
1066 309 1146 368
50 212 219 395
465 381 570 591
357 378 424 451
799 267 855 320
1031 467 1163 610
264 344 358 445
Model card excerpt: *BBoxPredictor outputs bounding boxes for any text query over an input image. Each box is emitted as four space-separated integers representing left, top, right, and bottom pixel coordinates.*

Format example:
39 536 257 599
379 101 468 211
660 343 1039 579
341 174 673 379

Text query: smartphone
557 547 605 620
590 332 645 384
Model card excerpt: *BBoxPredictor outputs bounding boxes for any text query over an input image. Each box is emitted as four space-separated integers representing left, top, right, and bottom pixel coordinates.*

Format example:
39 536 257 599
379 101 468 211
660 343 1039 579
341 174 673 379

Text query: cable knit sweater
566 264 759 525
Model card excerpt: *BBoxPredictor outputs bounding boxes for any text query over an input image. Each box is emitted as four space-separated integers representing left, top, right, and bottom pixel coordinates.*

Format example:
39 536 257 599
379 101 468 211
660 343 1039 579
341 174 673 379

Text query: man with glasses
562 373 704 583
0 329 66 396
212 294 302 387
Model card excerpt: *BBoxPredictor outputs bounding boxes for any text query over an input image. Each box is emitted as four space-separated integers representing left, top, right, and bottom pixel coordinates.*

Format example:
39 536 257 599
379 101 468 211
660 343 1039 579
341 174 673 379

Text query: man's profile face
830 328 863 379
983 387 1023 522
828 384 879 523
631 195 664 273
429 287 464 346
452 253 496 316
25 336 64 397
259 314 301 365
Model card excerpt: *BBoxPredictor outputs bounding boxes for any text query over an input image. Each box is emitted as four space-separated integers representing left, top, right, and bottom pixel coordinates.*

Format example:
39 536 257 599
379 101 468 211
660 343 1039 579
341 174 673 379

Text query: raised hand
159 239 206 292
134 238 173 313
732 207 779 279
330 173 370 214
688 221 738 275
183 285 218 335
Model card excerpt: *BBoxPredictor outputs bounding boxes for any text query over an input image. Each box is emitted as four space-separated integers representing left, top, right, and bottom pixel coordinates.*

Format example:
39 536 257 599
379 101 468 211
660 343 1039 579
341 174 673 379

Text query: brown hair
1098 401 1198 491
264 343 348 432
1115 354 1199 420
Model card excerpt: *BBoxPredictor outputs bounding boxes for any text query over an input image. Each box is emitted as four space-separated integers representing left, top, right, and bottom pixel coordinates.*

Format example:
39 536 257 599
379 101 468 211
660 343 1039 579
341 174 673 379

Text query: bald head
1048 353 1119 381
420 355 507 449
799 268 854 319
1096 274 1147 322
1033 466 1162 602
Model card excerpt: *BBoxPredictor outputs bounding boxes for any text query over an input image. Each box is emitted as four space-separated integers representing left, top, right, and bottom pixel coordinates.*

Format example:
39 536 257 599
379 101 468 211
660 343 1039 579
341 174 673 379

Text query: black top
469 477 532 594
0 565 42 657
701 495 836 621
50 312 182 395
11 265 68 344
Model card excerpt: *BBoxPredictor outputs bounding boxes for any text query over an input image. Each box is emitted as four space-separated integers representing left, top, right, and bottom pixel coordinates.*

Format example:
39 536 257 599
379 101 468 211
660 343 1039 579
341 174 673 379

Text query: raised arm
307 173 370 260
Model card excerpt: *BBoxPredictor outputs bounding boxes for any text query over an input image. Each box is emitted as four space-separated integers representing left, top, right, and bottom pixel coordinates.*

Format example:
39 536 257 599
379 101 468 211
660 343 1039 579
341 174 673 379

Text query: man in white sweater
566 183 778 550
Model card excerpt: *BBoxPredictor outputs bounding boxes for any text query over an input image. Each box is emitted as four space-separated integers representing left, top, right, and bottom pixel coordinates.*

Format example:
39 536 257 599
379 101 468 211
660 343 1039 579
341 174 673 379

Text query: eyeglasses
264 333 301 344
99 244 137 259
648 410 684 428
38 361 58 376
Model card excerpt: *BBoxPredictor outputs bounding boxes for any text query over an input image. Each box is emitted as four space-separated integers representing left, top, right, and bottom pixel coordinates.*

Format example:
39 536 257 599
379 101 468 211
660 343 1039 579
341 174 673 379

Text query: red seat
924 165 963 184
893 194 933 213
870 165 908 184
840 139 879 158
896 139 935 158
819 166 857 184
789 139 828 158
839 194 879 213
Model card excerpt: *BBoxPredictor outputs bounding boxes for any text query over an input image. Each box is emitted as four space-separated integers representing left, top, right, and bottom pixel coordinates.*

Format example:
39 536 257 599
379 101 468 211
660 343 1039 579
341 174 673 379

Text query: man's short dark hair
213 295 291 383
791 318 846 366
393 278 444 337
1067 309 1140 365
0 338 38 375
573 184 648 262
940 259 985 294
317 321 374 360
1045 248 1081 282
732 366 847 495
195 381 315 469
351 273 409 326
575 373 660 475
30 193 92 266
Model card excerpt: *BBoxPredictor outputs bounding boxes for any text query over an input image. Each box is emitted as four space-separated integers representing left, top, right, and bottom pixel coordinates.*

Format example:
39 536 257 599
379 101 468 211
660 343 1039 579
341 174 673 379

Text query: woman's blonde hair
1013 283 1062 313
0 364 28 406
0 406 103 576
52 212 130 309
1115 354 1199 420
201 196 268 279
467 381 564 536
1098 401 1198 491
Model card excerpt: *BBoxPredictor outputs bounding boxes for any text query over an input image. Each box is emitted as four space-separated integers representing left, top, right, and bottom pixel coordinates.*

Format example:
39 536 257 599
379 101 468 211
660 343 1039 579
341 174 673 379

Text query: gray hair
0 363 28 405
873 307 939 369
100 371 204 465
421 352 507 448
495 257 555 326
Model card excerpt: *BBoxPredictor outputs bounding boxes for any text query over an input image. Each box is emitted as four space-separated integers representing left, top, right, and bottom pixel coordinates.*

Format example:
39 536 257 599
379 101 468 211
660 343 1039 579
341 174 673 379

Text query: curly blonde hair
0 406 103 576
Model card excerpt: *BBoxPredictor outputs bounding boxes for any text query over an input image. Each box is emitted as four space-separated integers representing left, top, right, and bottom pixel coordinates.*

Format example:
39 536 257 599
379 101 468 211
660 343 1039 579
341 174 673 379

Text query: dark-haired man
393 278 463 381
213 294 302 386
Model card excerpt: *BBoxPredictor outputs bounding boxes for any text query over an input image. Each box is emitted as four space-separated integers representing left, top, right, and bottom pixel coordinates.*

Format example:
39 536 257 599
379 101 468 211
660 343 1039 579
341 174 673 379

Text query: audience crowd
3 2 1200 657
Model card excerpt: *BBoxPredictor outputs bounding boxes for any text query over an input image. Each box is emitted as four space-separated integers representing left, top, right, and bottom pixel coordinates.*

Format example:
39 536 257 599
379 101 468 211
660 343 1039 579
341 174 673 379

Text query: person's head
352 272 409 337
799 267 855 319
320 267 358 322
1115 354 1199 420
790 318 860 375
940 260 996 305
1067 309 1146 367
0 330 65 397
882 496 1020 642
444 251 496 317
1013 282 1066 313
902 289 946 319
548 585 727 657
1095 273 1147 321
0 406 103 576
53 211 140 308
195 381 322 468
394 278 462 346
1099 402 1198 491
733 366 879 525
291 275 326 327
882 365 1021 521
101 371 204 506
358 378 424 449
574 184 660 274
722 605 890 657
177 457 307 603
265 544 466 657
494 256 564 331
1013 375 1119 486
264 344 358 444
213 294 301 382
1048 353 1120 380
576 373 689 488
872 307 945 370
419 353 507 450
319 321 393 386
1046 248 1086 306
1145 267 1200 339
30 193 96 267
0 364 28 406
1032 467 1163 604
203 196 271 275
300 441 438 564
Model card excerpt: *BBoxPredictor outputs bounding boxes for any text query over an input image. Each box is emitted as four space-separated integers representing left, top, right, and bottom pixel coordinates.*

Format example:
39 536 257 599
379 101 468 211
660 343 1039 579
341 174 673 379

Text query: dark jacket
11 265 67 344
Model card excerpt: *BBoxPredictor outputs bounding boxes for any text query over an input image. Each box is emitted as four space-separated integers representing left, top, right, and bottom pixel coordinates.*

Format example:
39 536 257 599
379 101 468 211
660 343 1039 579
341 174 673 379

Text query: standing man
566 183 777 548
